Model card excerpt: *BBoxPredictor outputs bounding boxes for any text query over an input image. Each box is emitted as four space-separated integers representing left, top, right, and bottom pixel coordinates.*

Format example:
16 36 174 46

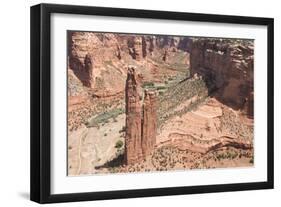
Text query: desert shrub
115 140 124 149
143 82 155 88
249 157 254 164
109 167 119 173
156 86 166 90
230 151 238 159
119 126 126 133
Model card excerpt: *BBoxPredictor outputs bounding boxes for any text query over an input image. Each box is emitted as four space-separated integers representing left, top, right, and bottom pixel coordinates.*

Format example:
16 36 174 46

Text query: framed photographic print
30 3 274 203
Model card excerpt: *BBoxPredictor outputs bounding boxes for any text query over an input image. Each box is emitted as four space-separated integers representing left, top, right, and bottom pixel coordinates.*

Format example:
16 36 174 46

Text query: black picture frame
30 3 274 204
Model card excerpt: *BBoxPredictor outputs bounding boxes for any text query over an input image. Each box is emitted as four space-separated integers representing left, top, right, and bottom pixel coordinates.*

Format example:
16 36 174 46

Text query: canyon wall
125 67 157 165
128 36 144 60
189 38 254 116
68 32 127 97
68 32 191 96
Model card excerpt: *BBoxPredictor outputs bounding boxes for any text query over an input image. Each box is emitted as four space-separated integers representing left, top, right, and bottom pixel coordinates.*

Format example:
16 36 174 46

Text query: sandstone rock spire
142 90 157 157
124 67 157 165
124 66 143 165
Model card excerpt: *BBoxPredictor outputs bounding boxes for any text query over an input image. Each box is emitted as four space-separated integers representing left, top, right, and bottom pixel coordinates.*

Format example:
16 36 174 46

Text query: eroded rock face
68 32 96 87
124 67 157 164
162 49 168 62
142 90 157 157
128 36 145 60
83 53 94 87
189 38 254 114
68 32 192 98
146 36 156 56
116 44 122 60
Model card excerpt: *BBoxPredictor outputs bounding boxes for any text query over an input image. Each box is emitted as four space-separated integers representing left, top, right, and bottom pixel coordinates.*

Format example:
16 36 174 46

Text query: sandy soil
86 98 253 174
68 114 125 176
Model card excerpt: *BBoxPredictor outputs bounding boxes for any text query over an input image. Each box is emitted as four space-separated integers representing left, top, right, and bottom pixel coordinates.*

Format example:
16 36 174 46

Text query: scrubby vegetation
143 82 155 88
115 140 124 149
157 77 209 126
119 126 126 134
85 108 125 128
220 107 253 140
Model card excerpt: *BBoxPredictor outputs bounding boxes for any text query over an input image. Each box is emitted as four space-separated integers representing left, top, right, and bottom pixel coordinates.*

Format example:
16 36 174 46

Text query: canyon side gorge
67 31 254 175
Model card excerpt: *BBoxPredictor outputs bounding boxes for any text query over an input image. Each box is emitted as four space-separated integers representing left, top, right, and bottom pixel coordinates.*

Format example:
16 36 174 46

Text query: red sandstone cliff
68 32 127 97
67 32 191 97
190 38 254 116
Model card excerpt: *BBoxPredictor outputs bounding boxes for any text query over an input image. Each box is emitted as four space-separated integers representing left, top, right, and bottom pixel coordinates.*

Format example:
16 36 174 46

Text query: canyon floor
68 94 253 176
